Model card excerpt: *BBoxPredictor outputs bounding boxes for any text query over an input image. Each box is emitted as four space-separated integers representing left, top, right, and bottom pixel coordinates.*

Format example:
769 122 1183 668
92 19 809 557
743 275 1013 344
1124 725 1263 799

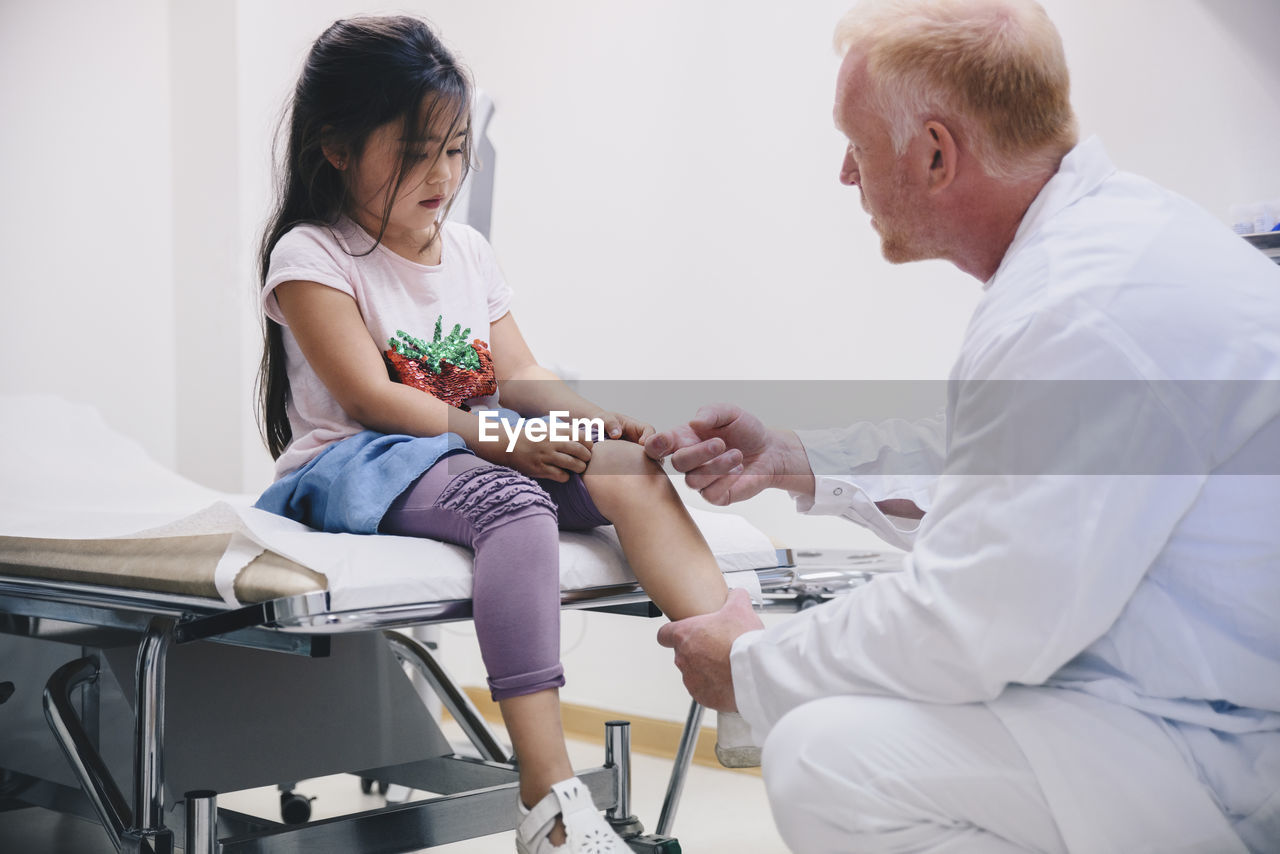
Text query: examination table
0 394 900 853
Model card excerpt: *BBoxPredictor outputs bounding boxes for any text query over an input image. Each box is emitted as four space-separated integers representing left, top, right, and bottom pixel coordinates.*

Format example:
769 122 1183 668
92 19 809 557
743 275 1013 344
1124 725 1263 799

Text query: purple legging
378 452 610 701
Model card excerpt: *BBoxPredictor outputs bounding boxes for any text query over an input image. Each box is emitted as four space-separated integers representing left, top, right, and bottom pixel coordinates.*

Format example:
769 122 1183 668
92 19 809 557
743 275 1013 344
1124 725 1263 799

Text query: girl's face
345 101 468 257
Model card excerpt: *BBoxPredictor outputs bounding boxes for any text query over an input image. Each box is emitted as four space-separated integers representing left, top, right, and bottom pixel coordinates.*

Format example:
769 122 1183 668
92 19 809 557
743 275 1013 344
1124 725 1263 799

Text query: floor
0 721 790 853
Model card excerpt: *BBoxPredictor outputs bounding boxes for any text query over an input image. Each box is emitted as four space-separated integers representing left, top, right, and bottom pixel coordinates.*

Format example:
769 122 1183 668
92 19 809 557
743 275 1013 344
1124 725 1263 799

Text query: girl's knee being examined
586 440 665 486
583 441 669 508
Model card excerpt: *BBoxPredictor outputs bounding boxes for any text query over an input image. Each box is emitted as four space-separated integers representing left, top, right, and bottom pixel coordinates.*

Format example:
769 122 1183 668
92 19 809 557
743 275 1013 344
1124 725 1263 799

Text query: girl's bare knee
584 439 663 477
583 440 670 515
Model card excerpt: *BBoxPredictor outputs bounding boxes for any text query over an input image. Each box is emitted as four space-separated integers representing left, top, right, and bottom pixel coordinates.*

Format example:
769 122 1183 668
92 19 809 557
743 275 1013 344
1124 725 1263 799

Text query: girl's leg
380 455 573 808
548 442 758 768
567 440 729 619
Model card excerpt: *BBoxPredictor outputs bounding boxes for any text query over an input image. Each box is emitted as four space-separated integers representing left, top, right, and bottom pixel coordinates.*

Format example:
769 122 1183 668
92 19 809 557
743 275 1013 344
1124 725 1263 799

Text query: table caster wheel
359 776 389 795
280 789 313 824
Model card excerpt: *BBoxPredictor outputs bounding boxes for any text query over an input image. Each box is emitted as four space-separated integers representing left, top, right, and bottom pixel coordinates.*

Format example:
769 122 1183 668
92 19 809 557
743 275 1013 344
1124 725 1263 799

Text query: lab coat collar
985 136 1117 289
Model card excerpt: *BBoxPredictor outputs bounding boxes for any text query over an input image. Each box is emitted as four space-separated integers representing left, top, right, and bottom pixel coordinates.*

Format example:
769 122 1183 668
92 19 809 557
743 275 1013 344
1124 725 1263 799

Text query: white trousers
761 695 1070 854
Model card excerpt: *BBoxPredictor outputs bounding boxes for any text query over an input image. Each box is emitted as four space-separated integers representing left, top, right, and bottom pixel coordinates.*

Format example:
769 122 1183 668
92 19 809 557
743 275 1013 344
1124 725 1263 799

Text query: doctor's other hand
644 404 815 505
656 588 763 712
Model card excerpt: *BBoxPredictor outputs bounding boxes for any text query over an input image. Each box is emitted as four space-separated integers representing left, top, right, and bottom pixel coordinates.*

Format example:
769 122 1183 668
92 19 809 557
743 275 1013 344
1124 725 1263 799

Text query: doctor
648 0 1280 851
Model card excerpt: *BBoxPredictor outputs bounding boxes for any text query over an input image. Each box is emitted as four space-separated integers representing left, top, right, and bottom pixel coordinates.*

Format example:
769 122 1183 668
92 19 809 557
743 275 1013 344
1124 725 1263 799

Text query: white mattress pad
0 395 776 610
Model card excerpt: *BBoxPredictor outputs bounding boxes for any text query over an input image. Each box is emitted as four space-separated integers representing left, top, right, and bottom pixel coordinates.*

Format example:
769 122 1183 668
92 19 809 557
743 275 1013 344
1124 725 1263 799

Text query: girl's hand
504 433 593 483
599 411 656 444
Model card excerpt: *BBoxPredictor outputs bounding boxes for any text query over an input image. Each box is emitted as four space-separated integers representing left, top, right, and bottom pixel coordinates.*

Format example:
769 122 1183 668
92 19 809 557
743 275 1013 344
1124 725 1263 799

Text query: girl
254 16 741 854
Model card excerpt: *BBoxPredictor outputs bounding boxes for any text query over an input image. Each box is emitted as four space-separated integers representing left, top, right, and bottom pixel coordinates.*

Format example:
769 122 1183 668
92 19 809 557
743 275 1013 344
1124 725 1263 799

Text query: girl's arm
274 281 589 479
489 311 654 442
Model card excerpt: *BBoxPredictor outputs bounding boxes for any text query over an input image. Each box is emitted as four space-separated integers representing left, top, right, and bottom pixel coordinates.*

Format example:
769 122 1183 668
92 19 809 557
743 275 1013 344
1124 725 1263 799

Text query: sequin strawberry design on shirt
384 316 497 409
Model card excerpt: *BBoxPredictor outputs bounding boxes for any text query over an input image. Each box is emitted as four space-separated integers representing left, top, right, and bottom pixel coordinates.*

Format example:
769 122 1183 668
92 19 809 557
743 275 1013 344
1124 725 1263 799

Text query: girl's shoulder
440 220 512 314
441 219 487 253
265 220 367 301
275 218 361 259
269 219 375 284
440 220 501 276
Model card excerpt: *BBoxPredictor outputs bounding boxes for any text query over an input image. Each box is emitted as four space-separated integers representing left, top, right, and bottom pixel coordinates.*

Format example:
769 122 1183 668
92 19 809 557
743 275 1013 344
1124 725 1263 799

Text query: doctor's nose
840 150 860 187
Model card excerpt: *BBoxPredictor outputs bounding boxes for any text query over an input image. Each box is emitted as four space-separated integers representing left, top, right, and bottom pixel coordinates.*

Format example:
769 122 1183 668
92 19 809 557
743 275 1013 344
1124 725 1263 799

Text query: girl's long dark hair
256 16 473 459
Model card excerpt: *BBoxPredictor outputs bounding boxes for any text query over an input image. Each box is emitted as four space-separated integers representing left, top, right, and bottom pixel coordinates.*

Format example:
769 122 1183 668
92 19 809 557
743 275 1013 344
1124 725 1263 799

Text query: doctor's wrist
774 430 816 498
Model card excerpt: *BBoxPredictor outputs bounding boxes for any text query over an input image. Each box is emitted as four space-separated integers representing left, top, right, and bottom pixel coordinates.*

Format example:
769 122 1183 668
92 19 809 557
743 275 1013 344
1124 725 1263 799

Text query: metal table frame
0 547 897 853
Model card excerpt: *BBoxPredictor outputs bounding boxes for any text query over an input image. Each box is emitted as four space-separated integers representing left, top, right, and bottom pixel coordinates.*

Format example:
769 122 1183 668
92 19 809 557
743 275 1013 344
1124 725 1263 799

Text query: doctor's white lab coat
731 138 1280 853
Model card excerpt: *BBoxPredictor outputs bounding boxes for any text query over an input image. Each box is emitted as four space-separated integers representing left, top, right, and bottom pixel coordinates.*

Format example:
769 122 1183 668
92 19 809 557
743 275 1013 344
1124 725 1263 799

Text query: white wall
172 1 246 492
3 0 1278 723
0 0 176 467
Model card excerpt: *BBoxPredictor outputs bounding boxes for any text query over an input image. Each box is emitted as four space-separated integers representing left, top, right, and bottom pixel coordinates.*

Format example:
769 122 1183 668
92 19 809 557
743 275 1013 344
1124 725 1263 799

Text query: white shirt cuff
795 476 922 550
729 629 771 743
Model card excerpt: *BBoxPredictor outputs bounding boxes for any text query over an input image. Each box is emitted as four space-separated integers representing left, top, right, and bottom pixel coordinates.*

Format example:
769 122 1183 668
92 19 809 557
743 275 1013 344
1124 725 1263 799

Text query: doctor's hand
656 588 763 712
644 404 815 505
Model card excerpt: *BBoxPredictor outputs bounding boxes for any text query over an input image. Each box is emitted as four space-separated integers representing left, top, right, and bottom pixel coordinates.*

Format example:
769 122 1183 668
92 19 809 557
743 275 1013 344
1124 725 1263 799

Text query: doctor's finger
690 403 744 435
723 587 761 625
644 433 671 461
699 472 766 506
696 479 733 506
667 438 728 473
645 423 699 460
682 451 744 491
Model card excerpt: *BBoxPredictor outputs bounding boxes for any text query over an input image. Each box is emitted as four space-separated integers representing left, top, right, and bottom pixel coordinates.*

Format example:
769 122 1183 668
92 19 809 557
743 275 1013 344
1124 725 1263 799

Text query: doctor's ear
924 121 957 193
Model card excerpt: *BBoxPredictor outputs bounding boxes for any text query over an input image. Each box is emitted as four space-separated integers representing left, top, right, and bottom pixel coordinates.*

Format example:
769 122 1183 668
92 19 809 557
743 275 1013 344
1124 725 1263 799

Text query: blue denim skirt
255 430 471 534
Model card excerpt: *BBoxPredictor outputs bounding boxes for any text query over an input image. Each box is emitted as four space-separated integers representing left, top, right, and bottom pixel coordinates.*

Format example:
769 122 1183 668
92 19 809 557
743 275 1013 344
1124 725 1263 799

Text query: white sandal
515 777 629 853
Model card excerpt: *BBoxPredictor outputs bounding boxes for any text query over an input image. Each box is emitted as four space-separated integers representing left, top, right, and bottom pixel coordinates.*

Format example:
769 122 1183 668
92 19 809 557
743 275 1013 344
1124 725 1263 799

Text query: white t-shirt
263 217 513 477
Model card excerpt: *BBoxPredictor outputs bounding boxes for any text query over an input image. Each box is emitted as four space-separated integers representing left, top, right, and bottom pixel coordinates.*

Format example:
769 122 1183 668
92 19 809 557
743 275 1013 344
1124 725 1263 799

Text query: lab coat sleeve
732 313 1213 735
792 414 946 549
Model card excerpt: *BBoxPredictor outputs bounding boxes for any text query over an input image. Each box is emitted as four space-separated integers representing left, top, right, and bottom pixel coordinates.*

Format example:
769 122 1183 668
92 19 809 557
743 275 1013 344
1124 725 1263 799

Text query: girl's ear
322 146 350 171
321 128 350 171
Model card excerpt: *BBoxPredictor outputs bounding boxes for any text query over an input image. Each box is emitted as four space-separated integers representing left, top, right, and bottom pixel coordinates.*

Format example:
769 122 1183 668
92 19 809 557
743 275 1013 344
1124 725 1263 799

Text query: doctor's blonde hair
834 0 1077 181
